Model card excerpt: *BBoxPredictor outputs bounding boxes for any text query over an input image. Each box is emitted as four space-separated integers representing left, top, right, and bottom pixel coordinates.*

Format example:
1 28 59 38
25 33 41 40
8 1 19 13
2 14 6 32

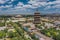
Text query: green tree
0 31 6 38
8 31 16 38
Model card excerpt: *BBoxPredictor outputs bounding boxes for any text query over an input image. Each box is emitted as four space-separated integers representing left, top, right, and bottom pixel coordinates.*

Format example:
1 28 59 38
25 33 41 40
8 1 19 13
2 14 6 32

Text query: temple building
34 10 40 24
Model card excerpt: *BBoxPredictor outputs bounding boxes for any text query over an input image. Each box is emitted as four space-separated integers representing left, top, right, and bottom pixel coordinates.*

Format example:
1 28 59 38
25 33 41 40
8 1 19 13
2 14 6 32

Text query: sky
0 0 60 15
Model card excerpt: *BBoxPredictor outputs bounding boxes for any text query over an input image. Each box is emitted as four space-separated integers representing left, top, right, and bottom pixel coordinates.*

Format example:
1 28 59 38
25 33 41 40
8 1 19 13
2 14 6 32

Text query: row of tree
41 28 60 40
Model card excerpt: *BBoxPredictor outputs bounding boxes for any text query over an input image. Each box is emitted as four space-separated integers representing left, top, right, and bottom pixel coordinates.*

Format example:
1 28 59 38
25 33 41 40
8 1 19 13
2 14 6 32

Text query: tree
0 31 6 38
4 28 8 33
8 31 16 38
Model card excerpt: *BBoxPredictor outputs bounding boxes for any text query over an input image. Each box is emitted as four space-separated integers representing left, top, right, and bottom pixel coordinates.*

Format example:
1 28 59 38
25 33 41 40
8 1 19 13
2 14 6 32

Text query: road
34 31 53 40
23 23 53 40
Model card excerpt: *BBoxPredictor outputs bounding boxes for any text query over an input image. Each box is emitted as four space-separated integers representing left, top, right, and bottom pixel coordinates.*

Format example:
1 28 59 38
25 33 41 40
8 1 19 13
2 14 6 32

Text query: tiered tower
34 9 40 24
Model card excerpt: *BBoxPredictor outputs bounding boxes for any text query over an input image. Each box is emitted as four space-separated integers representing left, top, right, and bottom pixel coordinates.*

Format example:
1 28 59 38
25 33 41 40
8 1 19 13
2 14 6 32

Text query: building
54 21 60 27
34 11 40 24
15 15 23 18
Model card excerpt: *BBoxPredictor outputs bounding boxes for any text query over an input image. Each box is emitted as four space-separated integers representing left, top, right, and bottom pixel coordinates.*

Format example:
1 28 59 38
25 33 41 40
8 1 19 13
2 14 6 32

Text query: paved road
23 23 54 40
31 24 53 40
34 32 53 40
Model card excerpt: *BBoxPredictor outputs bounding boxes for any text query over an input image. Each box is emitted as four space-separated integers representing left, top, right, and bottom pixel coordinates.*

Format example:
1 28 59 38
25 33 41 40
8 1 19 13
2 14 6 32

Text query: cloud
29 0 48 2
0 0 8 4
44 0 60 10
0 0 14 4
29 0 60 10
0 0 48 9
28 0 48 9
0 5 12 9
15 2 24 9
0 0 60 14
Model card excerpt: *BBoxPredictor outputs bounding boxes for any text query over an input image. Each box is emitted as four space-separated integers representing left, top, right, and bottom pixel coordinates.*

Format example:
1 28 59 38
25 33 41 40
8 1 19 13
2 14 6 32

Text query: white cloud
28 0 47 8
11 0 14 1
44 6 51 10
53 4 60 8
43 0 60 10
0 0 60 14
15 2 24 9
17 2 24 6
13 0 60 10
23 5 32 8
29 0 48 2
28 0 60 11
15 2 41 9
0 5 12 8
0 0 9 4
0 0 14 4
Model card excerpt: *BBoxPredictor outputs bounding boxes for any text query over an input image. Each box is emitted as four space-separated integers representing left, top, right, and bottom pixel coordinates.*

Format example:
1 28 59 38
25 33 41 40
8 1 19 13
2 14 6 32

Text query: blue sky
0 0 60 15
